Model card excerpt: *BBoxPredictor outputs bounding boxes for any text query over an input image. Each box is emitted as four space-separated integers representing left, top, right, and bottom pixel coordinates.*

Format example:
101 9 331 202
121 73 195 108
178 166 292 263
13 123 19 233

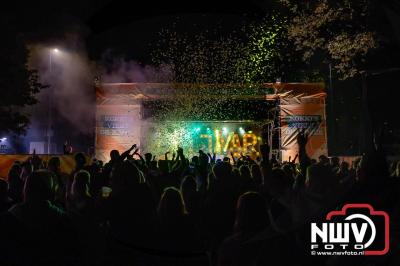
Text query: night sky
1 0 276 153
4 0 274 62
3 0 400 155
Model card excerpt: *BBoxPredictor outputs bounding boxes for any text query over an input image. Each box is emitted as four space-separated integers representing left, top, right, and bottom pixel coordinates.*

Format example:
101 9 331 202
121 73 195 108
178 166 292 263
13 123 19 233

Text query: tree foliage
242 15 321 83
0 20 46 134
280 0 400 79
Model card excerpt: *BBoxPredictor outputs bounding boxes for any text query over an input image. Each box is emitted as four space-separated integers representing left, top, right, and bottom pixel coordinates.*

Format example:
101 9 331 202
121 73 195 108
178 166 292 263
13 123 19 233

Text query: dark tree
242 15 322 83
0 19 46 134
280 0 400 79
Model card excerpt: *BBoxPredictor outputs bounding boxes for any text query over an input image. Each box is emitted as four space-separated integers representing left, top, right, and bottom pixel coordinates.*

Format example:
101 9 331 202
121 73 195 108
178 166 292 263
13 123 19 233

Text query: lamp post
47 48 59 154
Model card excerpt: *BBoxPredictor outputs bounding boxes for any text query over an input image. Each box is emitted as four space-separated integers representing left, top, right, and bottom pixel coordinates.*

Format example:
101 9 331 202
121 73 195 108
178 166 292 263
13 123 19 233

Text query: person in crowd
336 161 350 181
218 191 270 266
67 170 105 266
31 153 43 171
0 178 12 212
157 187 202 253
201 161 239 264
238 164 255 193
330 156 340 172
0 128 398 266
318 155 330 166
102 149 121 186
0 170 80 265
7 163 24 204
392 160 400 178
74 152 89 173
88 158 106 197
102 144 138 186
63 140 73 154
67 170 93 214
47 156 68 207
180 175 201 220
20 160 33 182
250 163 263 187
104 159 157 264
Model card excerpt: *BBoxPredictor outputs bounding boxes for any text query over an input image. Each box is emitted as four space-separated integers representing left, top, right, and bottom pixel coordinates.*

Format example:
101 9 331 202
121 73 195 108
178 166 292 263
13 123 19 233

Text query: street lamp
47 48 59 154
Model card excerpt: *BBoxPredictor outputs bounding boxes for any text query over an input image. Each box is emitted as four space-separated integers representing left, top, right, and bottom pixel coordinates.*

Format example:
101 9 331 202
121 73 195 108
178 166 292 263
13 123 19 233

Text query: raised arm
259 142 272 181
120 144 137 162
297 130 311 177
132 148 146 167
230 152 237 165
177 147 185 162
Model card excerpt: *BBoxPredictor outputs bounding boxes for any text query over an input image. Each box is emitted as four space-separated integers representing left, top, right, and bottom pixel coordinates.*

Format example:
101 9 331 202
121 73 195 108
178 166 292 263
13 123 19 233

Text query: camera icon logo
310 204 389 256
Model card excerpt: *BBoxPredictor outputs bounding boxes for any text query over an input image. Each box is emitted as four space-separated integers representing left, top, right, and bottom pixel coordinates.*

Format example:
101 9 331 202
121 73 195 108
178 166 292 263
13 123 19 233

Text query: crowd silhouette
0 132 399 266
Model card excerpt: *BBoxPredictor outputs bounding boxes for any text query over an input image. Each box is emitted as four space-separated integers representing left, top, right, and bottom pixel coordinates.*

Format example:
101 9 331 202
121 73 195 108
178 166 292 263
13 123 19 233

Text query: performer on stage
63 140 73 154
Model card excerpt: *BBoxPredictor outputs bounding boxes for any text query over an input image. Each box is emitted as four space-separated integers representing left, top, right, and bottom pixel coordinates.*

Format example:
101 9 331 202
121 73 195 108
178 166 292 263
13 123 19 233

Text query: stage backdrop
279 93 327 162
140 121 266 160
95 105 141 162
95 83 327 162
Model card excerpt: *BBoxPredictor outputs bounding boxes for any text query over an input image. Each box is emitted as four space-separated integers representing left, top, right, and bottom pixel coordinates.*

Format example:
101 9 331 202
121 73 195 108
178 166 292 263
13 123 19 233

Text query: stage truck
95 82 327 162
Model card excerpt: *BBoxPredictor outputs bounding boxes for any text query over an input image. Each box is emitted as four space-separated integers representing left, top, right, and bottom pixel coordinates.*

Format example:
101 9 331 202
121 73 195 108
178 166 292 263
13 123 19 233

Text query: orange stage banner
0 155 78 180
280 94 328 162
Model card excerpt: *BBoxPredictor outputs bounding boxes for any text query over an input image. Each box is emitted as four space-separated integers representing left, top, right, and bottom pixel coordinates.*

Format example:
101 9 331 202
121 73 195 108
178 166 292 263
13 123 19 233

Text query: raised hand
292 154 298 163
297 130 311 176
164 151 170 161
297 129 309 147
206 152 216 163
177 147 183 156
126 144 137 153
230 152 237 164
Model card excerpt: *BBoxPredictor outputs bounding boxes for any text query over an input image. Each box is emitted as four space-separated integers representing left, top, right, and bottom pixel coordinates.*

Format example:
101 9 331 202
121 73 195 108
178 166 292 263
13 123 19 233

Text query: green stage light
239 127 245 135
